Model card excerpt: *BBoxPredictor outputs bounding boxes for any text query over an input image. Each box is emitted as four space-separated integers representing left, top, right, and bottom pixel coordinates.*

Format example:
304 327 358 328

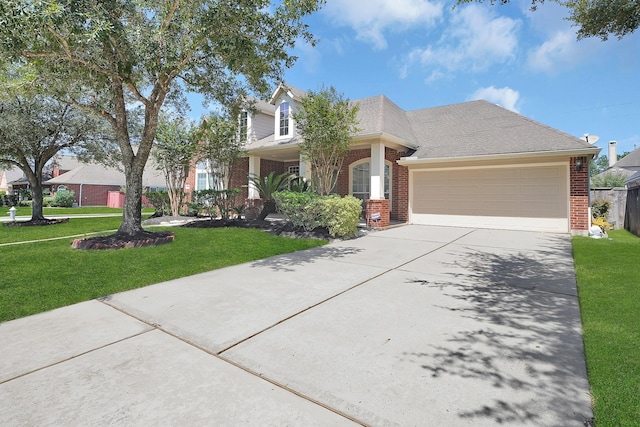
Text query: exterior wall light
576 157 584 172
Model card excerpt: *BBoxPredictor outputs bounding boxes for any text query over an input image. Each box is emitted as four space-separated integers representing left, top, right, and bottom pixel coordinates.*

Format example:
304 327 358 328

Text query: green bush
52 190 76 208
273 191 322 231
274 192 362 238
591 199 611 219
43 196 55 207
591 171 627 188
146 191 170 215
194 188 240 220
320 195 362 238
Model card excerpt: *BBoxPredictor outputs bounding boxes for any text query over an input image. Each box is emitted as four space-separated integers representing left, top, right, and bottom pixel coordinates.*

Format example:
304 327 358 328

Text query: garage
410 164 569 232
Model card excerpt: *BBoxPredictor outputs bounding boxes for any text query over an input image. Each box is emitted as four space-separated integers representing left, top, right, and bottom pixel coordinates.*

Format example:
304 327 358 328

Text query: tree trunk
29 180 45 222
24 166 46 222
118 160 145 236
257 200 276 221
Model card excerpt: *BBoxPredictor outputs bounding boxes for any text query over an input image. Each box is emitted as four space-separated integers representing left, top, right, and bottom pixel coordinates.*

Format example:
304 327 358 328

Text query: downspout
79 183 83 207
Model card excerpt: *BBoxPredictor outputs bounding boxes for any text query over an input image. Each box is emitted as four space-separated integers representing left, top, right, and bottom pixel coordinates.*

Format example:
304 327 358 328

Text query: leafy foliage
153 114 197 216
295 86 361 195
249 172 294 220
274 191 362 237
591 198 611 218
194 188 241 220
0 0 324 235
197 115 246 191
591 170 628 188
145 191 170 216
52 190 76 208
0 95 113 220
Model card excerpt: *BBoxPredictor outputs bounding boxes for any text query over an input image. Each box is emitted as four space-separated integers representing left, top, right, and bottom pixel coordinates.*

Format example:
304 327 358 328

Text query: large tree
457 0 639 40
0 95 112 222
0 0 323 238
152 114 197 217
295 86 360 196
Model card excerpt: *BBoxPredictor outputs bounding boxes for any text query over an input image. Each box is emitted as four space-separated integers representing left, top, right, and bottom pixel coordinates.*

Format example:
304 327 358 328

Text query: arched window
350 158 391 204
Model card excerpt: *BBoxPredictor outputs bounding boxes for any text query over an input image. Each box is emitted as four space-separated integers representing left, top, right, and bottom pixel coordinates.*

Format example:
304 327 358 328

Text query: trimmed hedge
274 191 362 238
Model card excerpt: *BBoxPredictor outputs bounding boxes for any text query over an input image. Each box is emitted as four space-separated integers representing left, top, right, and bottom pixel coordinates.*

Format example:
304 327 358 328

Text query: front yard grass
0 227 325 323
1 216 126 244
572 230 640 427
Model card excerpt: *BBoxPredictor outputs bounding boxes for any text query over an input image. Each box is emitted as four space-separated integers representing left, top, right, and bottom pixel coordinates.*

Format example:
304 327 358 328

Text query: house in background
0 167 25 194
46 155 166 207
187 83 600 234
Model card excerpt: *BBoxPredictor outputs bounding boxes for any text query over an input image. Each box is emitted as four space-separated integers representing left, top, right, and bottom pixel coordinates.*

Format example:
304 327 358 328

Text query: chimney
608 141 617 167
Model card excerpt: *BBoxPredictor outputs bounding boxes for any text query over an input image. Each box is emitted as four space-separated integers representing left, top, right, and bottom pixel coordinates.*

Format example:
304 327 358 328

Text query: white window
350 159 391 204
288 165 300 175
279 102 290 136
239 111 248 140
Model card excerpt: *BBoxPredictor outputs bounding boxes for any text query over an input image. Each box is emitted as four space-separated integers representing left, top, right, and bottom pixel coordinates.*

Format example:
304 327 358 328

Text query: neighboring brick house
45 155 165 207
188 83 600 235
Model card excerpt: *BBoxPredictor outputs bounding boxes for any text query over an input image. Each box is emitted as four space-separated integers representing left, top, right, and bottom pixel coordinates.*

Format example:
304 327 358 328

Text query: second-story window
239 111 248 140
279 102 290 136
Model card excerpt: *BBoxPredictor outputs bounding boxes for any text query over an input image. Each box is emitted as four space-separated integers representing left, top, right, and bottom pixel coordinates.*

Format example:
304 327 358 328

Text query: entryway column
370 142 385 199
248 155 261 199
298 154 312 180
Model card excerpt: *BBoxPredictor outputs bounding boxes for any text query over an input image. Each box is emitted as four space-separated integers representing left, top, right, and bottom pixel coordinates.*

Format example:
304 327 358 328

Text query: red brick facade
570 156 590 232
365 199 390 228
62 184 121 206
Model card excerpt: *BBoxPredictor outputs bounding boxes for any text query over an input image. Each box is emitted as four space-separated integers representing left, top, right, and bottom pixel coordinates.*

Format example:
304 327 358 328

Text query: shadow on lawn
404 244 593 426
250 244 364 272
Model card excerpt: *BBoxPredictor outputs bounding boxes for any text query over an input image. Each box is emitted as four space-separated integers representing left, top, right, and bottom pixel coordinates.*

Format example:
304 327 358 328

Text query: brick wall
365 199 390 228
570 156 590 232
64 184 121 206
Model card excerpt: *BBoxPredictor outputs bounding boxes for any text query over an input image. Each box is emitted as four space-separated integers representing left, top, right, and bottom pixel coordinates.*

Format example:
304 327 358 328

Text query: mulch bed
183 218 333 240
72 231 175 250
3 218 69 227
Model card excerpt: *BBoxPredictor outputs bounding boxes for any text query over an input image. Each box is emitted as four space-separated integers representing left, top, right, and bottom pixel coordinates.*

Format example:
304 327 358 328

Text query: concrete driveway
0 225 592 426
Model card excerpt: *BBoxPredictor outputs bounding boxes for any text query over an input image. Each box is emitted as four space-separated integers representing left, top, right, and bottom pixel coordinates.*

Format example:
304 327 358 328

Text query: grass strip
572 230 640 427
1 217 135 244
0 227 325 323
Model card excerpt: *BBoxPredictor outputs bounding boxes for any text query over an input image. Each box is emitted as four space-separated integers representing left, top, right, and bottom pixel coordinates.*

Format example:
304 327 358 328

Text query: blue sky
191 0 640 157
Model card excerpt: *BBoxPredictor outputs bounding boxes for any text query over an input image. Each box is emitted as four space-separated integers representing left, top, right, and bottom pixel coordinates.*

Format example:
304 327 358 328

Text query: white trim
398 148 600 166
349 158 392 207
406 161 568 172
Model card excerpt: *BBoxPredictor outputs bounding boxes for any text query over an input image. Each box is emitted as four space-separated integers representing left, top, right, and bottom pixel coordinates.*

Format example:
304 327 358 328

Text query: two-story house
188 83 600 234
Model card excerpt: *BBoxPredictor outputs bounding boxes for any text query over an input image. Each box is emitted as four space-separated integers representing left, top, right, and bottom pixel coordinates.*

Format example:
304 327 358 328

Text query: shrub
52 190 76 208
43 196 55 207
591 171 627 188
592 216 612 232
274 192 362 238
145 191 170 215
320 195 362 238
194 188 240 220
591 199 610 219
274 191 322 231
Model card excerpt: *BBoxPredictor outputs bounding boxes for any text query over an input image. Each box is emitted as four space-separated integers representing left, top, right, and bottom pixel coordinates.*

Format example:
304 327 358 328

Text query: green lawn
7 206 154 216
572 230 640 427
1 216 125 244
0 226 325 323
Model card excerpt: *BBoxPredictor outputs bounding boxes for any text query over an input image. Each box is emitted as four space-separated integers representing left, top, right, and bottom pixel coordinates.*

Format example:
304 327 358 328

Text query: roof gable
613 146 640 168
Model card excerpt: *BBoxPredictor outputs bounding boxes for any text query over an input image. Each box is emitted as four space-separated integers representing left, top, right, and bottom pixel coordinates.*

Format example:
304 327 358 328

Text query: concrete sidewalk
0 225 592 426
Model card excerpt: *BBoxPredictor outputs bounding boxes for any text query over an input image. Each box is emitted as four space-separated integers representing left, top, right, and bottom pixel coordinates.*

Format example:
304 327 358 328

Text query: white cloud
404 5 519 79
527 30 597 73
469 86 521 112
323 0 443 50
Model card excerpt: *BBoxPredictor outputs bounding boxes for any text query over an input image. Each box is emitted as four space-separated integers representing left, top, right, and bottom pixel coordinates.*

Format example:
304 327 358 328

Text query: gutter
397 147 601 166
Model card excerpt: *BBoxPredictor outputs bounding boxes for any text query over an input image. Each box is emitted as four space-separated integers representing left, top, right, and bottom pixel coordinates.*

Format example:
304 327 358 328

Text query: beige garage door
411 165 569 232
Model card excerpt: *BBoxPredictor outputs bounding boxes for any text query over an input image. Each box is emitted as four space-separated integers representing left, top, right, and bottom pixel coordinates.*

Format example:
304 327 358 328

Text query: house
187 83 600 234
0 166 25 194
45 155 166 207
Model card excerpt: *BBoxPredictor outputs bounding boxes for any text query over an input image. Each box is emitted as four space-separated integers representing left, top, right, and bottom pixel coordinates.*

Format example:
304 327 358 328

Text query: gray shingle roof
249 86 596 159
613 147 640 168
46 162 165 188
407 100 595 158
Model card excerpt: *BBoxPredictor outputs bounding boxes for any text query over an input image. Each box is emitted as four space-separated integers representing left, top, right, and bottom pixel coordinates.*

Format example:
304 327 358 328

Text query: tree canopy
0 95 114 221
456 0 639 40
295 86 360 196
0 0 324 237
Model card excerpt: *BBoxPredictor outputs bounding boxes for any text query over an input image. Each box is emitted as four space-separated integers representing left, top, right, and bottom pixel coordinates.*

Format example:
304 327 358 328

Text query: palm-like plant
249 172 293 220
